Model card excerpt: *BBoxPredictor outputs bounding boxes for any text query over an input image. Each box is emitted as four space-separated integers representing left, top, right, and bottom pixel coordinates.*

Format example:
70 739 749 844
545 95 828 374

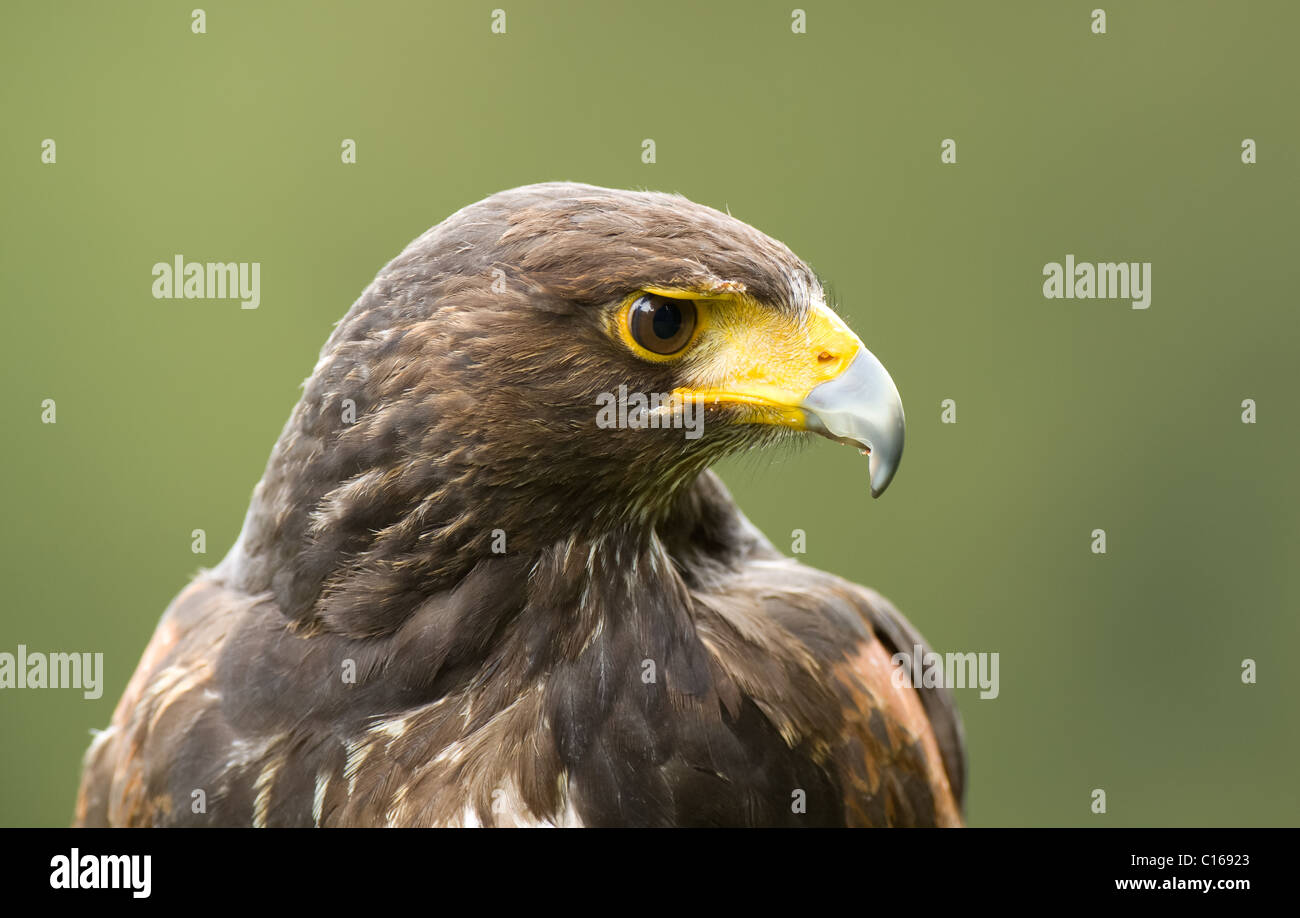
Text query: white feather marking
85 725 116 758
344 739 371 797
253 758 280 829
312 770 330 827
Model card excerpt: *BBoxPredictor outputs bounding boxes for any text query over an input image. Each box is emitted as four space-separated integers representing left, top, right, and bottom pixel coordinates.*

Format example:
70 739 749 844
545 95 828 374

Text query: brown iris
628 294 697 355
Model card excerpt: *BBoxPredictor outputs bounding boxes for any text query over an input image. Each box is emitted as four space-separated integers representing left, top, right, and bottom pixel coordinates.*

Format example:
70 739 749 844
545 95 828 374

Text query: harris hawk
75 182 965 827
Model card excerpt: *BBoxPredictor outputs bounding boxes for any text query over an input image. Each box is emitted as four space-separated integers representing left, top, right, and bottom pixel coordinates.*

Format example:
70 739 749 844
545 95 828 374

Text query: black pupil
651 301 681 340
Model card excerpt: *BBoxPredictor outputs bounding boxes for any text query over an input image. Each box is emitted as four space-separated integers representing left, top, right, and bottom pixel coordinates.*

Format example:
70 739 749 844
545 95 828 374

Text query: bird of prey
76 183 965 827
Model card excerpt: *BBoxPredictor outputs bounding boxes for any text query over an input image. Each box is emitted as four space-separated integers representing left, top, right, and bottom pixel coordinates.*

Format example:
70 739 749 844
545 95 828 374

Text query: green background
2 0 1296 827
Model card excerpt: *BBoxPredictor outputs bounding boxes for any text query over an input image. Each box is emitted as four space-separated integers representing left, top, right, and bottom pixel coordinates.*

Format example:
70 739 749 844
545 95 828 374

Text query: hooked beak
800 347 905 498
672 300 906 497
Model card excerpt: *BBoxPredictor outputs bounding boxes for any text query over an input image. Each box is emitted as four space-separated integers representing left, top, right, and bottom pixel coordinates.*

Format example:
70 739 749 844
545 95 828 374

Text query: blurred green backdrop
2 0 1297 827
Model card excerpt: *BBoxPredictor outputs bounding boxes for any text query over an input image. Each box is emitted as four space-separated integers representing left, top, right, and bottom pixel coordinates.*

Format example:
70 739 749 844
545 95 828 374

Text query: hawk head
225 183 904 636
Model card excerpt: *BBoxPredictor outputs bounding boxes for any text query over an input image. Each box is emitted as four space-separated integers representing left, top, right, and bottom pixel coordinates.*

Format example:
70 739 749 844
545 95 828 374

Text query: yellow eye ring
615 291 707 362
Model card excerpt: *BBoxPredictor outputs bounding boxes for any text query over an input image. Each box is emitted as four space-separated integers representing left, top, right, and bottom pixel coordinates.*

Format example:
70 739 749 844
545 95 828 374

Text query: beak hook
800 348 905 497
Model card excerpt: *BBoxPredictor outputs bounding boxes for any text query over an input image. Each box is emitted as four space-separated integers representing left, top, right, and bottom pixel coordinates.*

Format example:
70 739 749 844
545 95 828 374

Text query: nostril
817 351 836 363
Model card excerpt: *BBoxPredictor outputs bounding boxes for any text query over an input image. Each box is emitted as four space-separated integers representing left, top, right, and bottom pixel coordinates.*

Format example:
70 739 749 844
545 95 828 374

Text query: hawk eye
628 294 697 355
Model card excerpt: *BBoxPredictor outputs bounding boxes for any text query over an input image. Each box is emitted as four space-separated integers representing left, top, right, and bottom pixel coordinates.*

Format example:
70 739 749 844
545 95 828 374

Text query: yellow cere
613 287 866 430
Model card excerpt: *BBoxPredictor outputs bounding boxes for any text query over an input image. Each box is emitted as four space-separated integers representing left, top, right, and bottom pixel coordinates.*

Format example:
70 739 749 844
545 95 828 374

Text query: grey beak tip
802 347 905 500
868 455 900 499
